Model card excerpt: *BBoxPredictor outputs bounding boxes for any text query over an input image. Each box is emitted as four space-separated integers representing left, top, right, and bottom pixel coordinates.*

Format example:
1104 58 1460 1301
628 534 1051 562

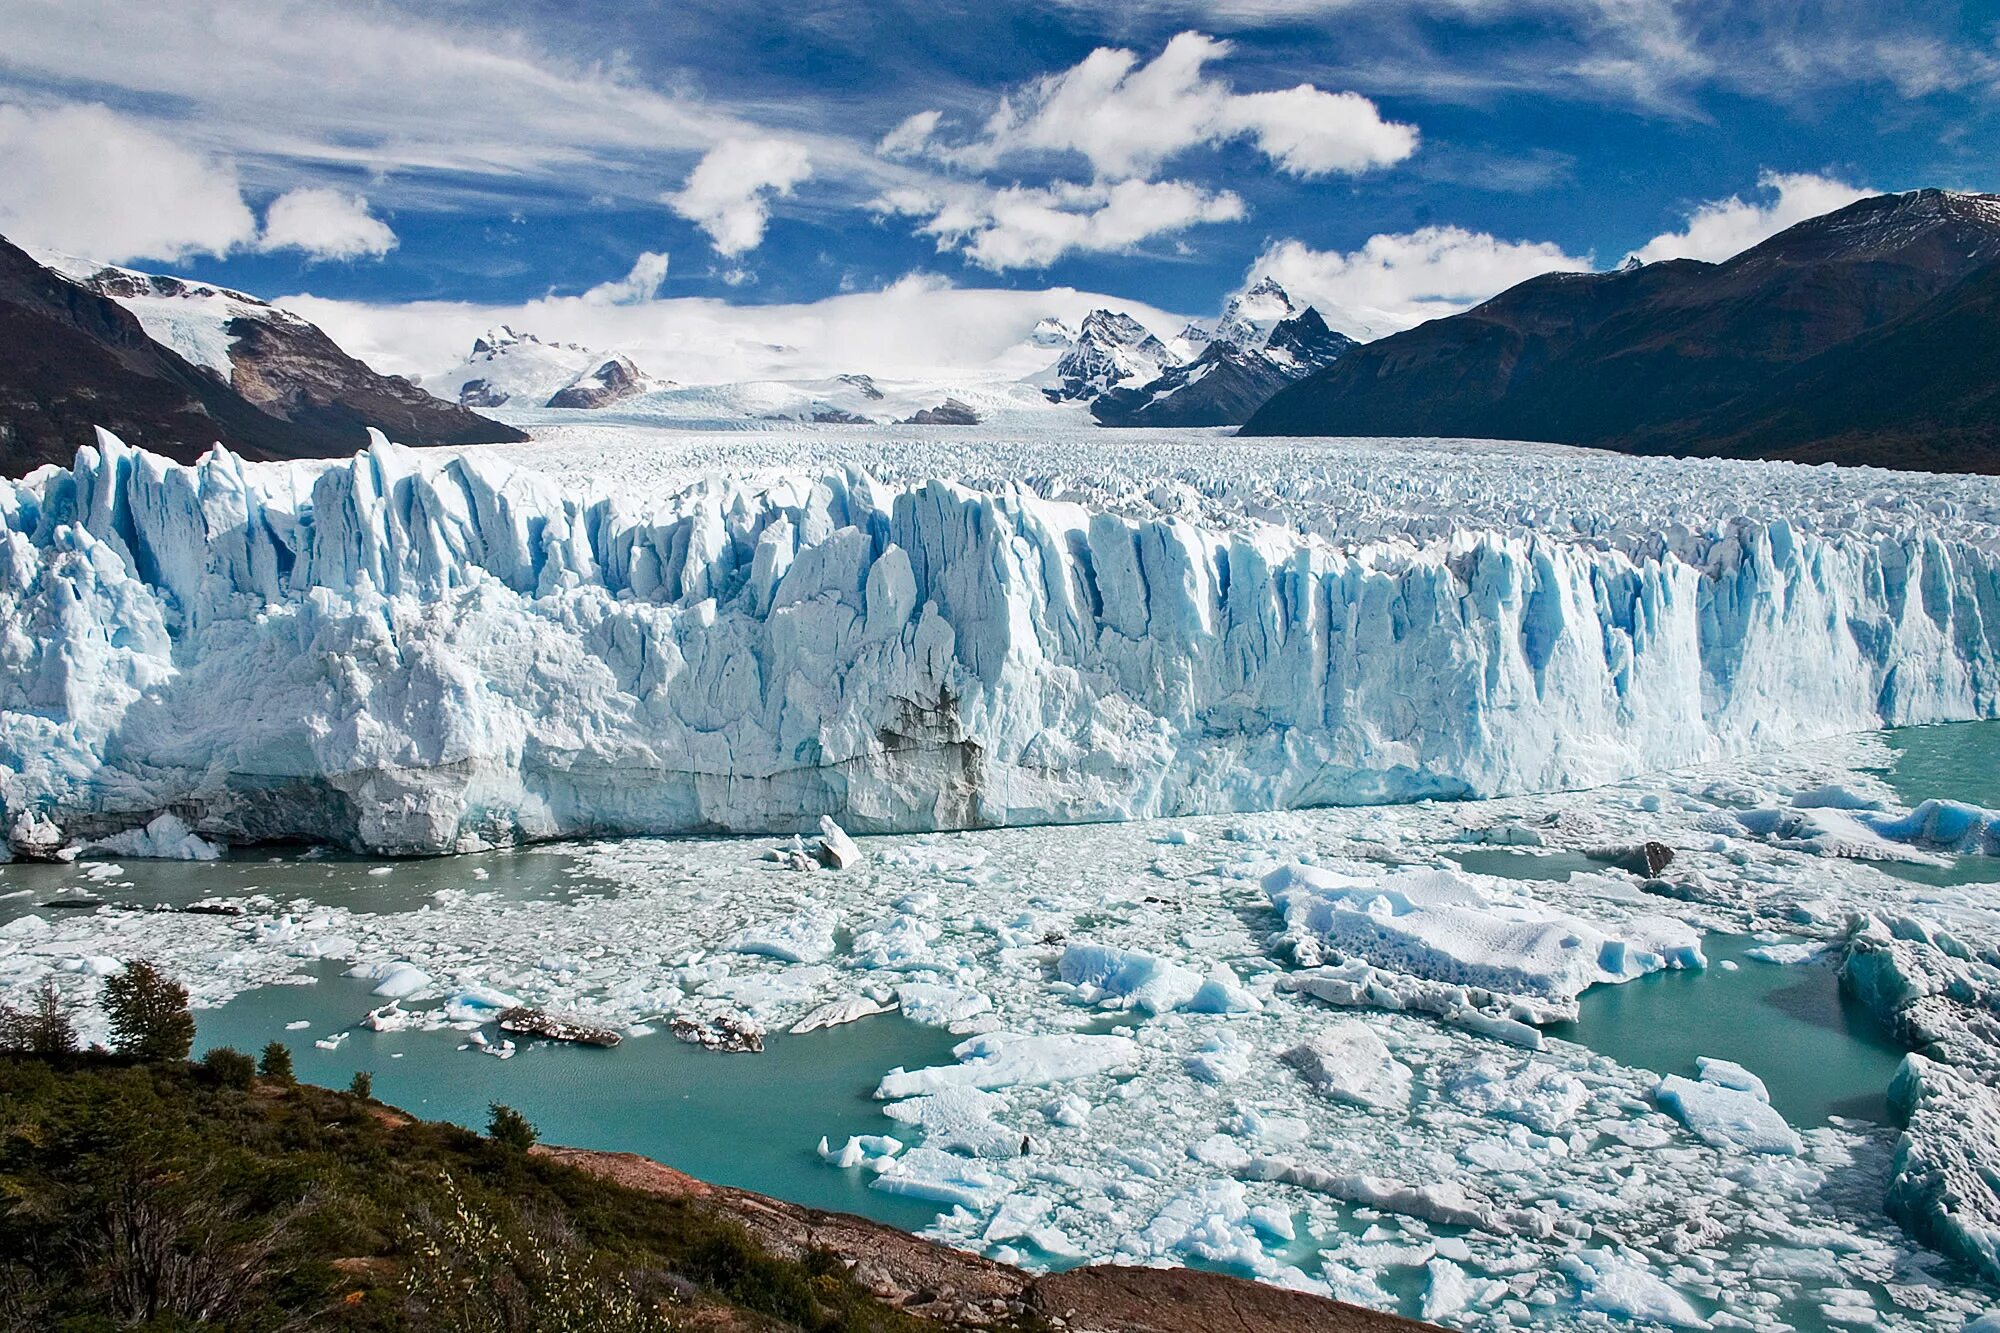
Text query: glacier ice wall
3 432 2000 855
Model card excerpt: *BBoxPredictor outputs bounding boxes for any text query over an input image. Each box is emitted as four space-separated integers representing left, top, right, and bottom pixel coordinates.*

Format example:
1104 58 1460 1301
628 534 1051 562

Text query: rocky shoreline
537 1143 1438 1332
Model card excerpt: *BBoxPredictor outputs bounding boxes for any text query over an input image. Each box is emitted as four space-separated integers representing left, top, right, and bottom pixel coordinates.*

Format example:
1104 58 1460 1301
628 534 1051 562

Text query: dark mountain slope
1241 190 2000 472
0 236 523 476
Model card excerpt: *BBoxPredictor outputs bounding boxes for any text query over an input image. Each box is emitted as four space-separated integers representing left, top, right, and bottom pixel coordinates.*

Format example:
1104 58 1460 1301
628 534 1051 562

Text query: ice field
3 427 1999 1329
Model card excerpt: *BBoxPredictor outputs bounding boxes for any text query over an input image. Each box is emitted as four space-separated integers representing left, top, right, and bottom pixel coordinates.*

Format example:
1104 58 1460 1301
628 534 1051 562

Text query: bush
350 1070 373 1099
0 978 78 1056
199 1045 257 1089
102 960 195 1062
487 1103 537 1152
259 1041 295 1082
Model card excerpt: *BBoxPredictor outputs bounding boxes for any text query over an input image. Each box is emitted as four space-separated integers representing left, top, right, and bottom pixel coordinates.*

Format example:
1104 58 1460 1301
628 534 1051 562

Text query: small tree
487 1103 536 1152
0 978 79 1056
199 1045 256 1089
349 1070 374 1100
258 1041 295 1083
101 961 195 1062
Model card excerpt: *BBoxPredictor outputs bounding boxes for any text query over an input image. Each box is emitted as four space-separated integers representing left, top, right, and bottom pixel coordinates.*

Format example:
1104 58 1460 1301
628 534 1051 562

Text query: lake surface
192 963 961 1232
1549 934 1908 1125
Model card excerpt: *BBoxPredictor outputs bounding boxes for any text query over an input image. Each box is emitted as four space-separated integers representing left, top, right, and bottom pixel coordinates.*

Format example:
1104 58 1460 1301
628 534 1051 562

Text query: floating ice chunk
895 981 992 1028
1058 943 1203 1015
1449 1055 1589 1133
1186 1030 1253 1084
983 1193 1053 1244
1656 1069 1802 1156
817 815 863 870
442 986 523 1023
870 1146 1014 1210
818 1133 903 1169
728 909 839 964
1886 1054 2000 1284
1561 1247 1711 1328
1744 940 1829 965
1132 1179 1318 1289
1422 1258 1508 1323
1043 1093 1090 1126
1266 864 1704 1004
1184 963 1262 1014
85 813 222 861
876 1032 1140 1098
354 961 433 999
1280 1022 1411 1110
882 1086 1020 1157
791 994 894 1032
1240 1160 1550 1236
1694 1056 1769 1102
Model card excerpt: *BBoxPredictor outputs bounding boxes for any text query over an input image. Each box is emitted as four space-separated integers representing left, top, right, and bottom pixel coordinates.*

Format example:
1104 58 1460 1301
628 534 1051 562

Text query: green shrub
101 960 195 1062
259 1040 295 1082
199 1045 256 1089
350 1069 373 1099
488 1102 537 1152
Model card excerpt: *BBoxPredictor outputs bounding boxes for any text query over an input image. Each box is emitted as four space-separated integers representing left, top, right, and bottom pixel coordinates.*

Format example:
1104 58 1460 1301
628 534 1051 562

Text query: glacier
4 427 2000 856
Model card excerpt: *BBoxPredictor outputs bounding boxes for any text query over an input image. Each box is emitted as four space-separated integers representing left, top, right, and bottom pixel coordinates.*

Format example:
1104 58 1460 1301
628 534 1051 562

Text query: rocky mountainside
1241 190 2000 472
1092 289 1356 428
0 238 522 475
1039 309 1180 402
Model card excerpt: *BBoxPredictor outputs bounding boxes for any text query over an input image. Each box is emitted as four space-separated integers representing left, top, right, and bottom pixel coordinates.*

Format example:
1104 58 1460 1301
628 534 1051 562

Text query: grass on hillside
0 1052 971 1332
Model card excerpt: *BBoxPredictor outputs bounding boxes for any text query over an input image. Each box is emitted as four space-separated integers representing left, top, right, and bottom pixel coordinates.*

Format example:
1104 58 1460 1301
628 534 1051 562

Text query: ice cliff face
4 431 2000 856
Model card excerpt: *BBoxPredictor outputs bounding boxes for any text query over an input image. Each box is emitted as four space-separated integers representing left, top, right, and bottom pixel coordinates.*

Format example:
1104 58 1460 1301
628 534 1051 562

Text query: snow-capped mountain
545 354 660 409
1 239 522 474
1091 284 1356 428
1036 309 1182 402
429 326 604 408
1212 277 1300 349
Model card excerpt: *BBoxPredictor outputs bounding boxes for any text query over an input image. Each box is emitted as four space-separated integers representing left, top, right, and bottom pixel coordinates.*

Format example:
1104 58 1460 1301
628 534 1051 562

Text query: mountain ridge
0 237 524 476
1240 189 2000 472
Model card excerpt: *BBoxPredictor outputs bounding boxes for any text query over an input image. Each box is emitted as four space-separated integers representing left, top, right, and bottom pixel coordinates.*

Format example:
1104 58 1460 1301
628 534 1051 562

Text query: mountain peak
1215 278 1298 349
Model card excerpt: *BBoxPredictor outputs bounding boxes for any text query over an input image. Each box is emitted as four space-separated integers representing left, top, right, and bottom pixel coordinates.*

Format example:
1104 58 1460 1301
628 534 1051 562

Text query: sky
1 0 1996 379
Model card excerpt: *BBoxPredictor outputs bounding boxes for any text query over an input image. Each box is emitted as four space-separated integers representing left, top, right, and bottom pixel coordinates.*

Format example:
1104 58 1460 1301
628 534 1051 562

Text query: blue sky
1 0 1996 373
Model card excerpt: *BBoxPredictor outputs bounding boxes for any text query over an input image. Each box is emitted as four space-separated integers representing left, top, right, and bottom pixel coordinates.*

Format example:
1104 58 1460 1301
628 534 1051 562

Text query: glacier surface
5 427 2000 856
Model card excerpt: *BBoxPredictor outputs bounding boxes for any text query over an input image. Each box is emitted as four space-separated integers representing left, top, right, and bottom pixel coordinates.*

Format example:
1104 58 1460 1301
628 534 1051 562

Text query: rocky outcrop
901 398 980 426
538 1144 1437 1332
546 355 650 409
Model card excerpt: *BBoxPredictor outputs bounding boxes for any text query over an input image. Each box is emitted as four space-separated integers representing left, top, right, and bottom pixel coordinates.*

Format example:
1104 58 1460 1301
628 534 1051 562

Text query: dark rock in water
671 1012 765 1053
1615 841 1676 877
901 397 980 426
498 1007 623 1048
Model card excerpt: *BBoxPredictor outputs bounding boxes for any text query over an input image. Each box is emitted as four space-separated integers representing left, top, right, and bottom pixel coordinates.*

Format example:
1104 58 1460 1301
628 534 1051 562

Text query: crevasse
2 430 1998 855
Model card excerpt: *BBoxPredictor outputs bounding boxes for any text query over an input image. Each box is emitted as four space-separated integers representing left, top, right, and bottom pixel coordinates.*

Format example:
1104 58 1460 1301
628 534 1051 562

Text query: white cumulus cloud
937 31 1416 180
1251 226 1591 339
667 138 812 255
1630 170 1871 264
0 101 258 262
878 177 1244 271
257 186 398 260
581 250 670 305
